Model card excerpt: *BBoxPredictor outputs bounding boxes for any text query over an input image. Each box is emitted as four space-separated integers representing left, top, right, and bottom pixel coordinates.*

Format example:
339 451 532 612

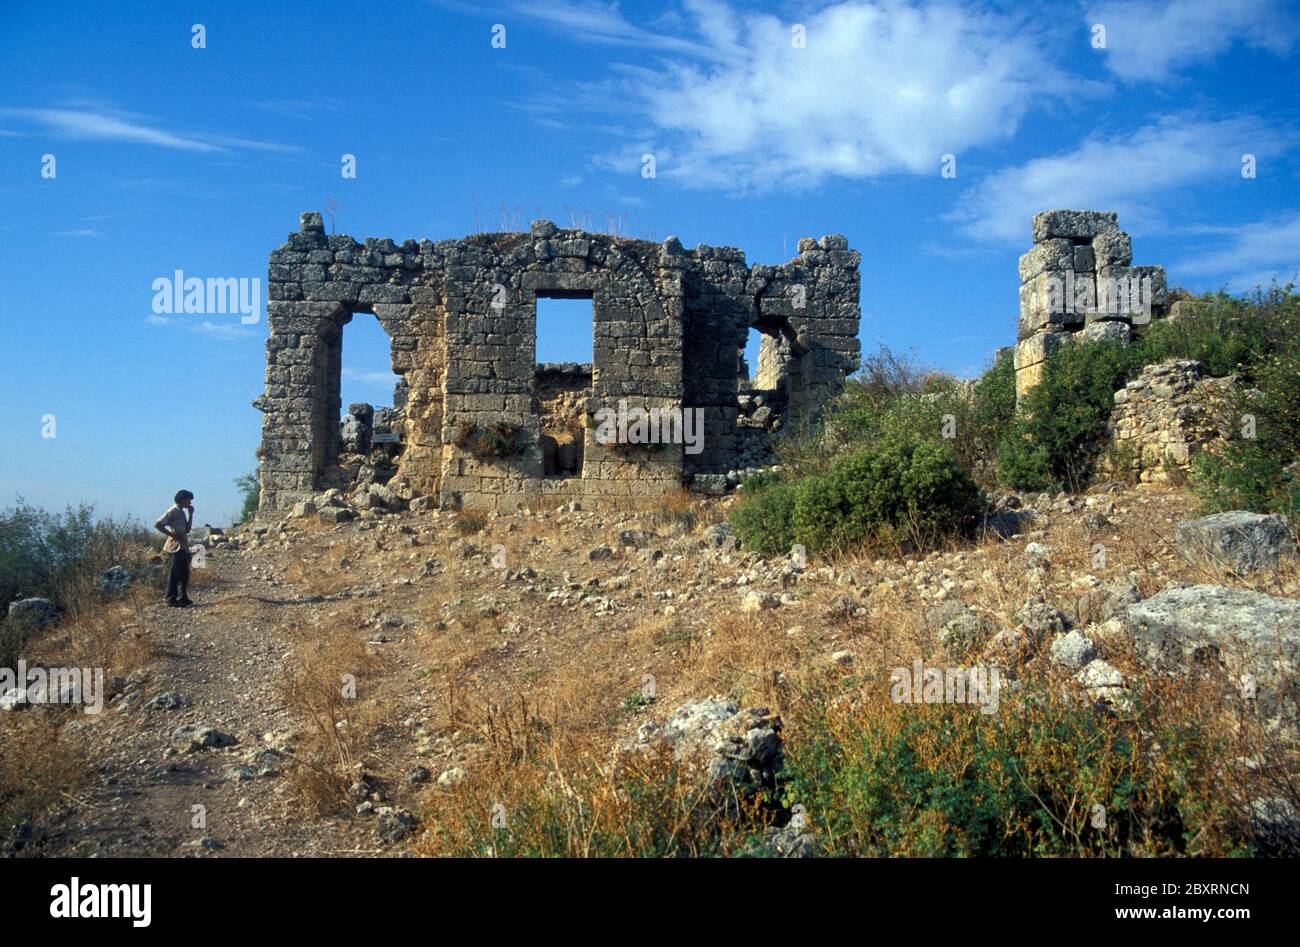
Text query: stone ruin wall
1015 210 1168 402
255 212 861 515
1015 210 1247 484
1104 359 1236 483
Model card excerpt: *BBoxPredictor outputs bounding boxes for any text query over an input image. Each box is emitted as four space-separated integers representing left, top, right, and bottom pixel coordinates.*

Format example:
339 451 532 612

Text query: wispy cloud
342 366 399 385
50 228 101 238
1174 211 1300 289
246 97 346 120
1 104 298 154
431 0 719 57
946 114 1294 243
1085 0 1300 81
146 314 256 339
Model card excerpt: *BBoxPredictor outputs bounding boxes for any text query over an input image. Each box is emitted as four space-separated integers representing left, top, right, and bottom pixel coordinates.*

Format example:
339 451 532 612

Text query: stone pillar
1014 210 1167 405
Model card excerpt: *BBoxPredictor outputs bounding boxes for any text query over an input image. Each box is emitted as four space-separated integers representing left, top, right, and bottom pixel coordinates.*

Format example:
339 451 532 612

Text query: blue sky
1 0 1298 524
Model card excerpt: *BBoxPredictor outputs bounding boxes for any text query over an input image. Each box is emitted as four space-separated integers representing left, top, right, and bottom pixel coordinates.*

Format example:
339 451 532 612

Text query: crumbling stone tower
254 213 861 514
1015 210 1167 402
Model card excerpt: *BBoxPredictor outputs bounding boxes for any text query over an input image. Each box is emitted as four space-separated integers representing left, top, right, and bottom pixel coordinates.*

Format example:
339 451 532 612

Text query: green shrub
1133 283 1300 380
779 680 1241 857
1173 290 1300 519
1189 345 1300 520
774 347 948 480
730 476 798 557
0 500 152 668
732 433 981 557
0 500 150 611
997 339 1139 491
970 349 1017 457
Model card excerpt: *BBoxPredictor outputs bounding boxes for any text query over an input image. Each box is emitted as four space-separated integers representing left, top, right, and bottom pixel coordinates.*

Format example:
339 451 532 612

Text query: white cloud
515 0 1085 191
192 321 255 339
1174 211 1300 289
947 115 1292 243
145 314 255 339
342 367 399 385
1086 0 1300 81
0 105 297 154
51 229 101 237
432 0 719 56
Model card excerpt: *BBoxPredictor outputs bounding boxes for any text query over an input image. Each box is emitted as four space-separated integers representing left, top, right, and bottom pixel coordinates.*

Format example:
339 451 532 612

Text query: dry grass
402 485 1298 856
0 712 88 829
278 610 389 814
0 568 160 844
281 542 358 599
19 574 159 684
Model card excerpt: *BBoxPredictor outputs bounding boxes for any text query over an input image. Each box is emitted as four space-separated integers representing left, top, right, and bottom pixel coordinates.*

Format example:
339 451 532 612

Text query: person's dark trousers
166 550 192 604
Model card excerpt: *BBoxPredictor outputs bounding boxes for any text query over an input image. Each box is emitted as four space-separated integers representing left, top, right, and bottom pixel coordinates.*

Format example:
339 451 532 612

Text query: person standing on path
154 490 195 607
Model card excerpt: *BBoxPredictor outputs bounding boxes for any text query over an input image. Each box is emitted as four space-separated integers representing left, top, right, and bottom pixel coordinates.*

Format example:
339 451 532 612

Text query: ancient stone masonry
1015 210 1168 403
1104 359 1236 483
254 213 860 514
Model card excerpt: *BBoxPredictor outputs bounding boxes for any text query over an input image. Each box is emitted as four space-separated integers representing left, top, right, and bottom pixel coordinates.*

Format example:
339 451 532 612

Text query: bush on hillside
995 283 1299 495
996 339 1138 491
1133 283 1300 380
1189 345 1300 520
776 346 1017 490
970 349 1017 455
0 500 152 668
1138 284 1298 513
732 432 981 557
0 500 151 611
778 676 1254 857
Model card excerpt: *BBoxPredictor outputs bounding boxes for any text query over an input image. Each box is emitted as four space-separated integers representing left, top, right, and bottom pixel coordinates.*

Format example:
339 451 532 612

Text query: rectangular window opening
534 295 594 478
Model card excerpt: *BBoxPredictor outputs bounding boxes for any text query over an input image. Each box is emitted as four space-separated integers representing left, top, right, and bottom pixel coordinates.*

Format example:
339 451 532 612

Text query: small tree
234 472 260 524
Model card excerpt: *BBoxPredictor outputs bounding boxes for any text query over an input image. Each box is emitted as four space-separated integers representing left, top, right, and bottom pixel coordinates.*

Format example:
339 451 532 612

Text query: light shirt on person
155 505 191 554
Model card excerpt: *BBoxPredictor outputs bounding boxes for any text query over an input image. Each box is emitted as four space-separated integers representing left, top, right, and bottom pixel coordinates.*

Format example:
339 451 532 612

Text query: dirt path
38 546 387 857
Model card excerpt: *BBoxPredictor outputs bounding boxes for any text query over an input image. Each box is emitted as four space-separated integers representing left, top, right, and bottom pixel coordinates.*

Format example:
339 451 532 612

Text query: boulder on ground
6 597 58 630
1175 511 1296 573
97 566 133 596
1049 629 1097 671
170 724 238 754
703 522 736 549
1122 584 1300 727
619 697 782 812
1017 596 1069 646
366 483 406 512
376 806 416 843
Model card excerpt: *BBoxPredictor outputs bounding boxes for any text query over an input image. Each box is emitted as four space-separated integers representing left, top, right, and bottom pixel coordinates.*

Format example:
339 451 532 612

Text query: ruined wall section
678 239 752 478
437 220 684 511
257 212 443 512
1104 359 1236 483
256 213 862 514
681 234 862 485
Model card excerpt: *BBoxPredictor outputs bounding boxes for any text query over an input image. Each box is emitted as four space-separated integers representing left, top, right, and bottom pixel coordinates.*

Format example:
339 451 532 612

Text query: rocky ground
6 482 1298 857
